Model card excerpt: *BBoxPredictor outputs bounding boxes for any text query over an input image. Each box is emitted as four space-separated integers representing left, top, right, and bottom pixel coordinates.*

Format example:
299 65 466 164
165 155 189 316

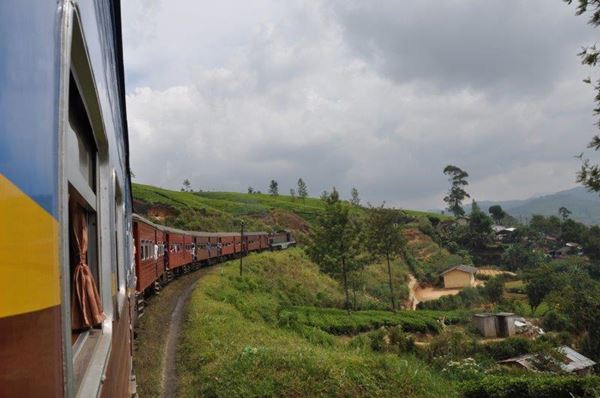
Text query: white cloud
123 0 598 209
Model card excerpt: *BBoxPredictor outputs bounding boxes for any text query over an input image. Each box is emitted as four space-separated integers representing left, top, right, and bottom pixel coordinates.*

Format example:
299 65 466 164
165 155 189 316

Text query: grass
176 249 458 397
132 182 451 234
133 269 209 398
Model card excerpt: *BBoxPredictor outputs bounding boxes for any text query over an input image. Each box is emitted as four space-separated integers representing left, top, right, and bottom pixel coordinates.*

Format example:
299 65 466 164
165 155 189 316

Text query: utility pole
239 220 245 276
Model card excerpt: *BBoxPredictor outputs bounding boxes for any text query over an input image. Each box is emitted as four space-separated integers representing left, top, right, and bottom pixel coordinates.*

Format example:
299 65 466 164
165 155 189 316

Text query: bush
461 375 600 398
482 337 532 361
541 309 571 332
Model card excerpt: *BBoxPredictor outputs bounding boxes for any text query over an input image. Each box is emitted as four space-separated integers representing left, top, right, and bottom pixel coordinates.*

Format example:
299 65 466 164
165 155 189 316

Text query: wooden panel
0 306 63 397
100 299 132 398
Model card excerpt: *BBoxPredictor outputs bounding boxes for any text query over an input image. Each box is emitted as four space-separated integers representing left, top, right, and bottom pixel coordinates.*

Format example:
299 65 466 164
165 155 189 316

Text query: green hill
132 183 450 241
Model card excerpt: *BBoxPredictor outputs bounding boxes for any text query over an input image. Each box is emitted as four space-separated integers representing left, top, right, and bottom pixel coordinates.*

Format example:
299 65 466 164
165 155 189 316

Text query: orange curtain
70 200 105 330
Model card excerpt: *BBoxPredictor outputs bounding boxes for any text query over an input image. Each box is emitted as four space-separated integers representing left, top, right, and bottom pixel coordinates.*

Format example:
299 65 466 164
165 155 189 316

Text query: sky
122 0 599 210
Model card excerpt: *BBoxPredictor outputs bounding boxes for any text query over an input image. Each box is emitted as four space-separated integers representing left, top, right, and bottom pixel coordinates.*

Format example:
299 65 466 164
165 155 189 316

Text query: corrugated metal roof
499 346 595 373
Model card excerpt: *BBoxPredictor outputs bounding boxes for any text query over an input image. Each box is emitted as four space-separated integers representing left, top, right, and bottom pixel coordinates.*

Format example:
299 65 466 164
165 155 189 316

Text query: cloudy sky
122 0 598 210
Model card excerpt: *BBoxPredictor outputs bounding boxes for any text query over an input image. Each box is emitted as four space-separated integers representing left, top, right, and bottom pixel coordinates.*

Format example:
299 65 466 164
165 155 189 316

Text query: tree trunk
341 257 351 312
386 252 396 312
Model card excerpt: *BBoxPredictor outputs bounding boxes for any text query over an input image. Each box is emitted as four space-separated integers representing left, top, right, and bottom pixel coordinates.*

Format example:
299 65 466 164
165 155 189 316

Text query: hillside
177 249 459 397
465 186 600 225
132 183 449 240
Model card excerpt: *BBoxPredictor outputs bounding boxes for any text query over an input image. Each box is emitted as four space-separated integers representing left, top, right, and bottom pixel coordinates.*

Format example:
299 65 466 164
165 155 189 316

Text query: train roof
132 213 268 237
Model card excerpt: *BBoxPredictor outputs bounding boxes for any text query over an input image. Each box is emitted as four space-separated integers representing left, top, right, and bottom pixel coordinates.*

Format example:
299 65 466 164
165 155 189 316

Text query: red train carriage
132 215 161 293
156 226 166 278
245 232 268 252
220 233 236 256
165 228 189 271
193 232 210 262
208 234 220 259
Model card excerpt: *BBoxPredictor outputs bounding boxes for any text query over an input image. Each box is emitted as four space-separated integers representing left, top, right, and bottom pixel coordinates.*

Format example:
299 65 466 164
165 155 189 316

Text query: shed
499 346 596 375
473 313 497 337
441 265 478 288
495 312 517 338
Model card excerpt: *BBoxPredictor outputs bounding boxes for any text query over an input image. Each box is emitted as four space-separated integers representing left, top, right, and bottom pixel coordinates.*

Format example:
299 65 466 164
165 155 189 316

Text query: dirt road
407 273 462 308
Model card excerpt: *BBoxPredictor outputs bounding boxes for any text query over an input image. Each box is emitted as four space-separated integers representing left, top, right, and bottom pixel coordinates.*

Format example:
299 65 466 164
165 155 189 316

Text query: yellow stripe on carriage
0 173 60 318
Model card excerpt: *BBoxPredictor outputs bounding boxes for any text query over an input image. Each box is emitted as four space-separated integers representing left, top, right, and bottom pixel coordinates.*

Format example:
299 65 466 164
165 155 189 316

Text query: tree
530 215 562 237
558 206 572 221
564 0 600 192
365 204 407 311
247 186 254 194
307 189 363 310
524 265 565 313
268 180 279 196
290 188 296 200
488 205 506 224
561 219 588 243
297 178 308 200
462 200 493 250
182 179 191 192
483 276 504 303
350 187 360 206
502 243 545 272
443 165 470 217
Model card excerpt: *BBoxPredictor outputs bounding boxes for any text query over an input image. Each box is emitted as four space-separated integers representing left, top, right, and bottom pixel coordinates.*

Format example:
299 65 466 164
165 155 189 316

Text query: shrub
541 309 571 332
461 375 600 398
482 337 532 361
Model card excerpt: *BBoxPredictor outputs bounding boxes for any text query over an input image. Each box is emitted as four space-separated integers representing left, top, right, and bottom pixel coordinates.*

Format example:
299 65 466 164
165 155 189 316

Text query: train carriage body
133 215 161 292
0 1 134 397
165 229 187 270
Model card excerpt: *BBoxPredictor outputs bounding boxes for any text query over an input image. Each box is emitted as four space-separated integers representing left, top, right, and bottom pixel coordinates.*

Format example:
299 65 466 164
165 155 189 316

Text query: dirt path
406 273 462 307
161 270 208 398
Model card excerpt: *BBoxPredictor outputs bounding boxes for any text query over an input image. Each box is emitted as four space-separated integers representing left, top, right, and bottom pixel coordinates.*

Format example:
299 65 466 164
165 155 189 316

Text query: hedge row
285 306 466 335
461 375 600 398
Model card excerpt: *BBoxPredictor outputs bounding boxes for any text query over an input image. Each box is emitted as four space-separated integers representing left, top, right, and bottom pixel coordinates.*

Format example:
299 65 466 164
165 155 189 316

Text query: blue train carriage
0 1 135 397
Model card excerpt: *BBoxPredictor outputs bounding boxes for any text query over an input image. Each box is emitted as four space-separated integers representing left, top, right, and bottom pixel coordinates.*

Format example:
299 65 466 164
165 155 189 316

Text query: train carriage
133 214 161 293
0 1 135 397
165 227 189 271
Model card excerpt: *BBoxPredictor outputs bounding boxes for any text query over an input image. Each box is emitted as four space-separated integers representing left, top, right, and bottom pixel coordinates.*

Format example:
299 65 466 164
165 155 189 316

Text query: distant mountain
466 186 600 225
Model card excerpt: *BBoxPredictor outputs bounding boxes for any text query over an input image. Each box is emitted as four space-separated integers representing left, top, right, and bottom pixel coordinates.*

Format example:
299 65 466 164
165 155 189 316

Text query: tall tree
443 165 470 217
307 188 363 310
182 179 191 192
290 188 296 200
558 206 572 221
488 205 506 224
463 200 493 249
350 187 361 206
297 178 308 199
365 204 406 311
247 186 254 194
565 1 600 192
268 180 279 196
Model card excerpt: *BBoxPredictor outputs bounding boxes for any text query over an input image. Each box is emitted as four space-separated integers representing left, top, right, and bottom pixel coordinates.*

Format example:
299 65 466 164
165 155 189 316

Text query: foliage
482 276 505 303
565 0 600 193
443 165 470 217
417 286 485 311
297 178 308 200
350 187 360 206
488 205 506 223
461 374 600 398
307 189 365 309
178 251 458 398
286 305 465 335
268 179 279 196
364 204 407 310
524 264 566 313
558 206 572 221
461 201 493 250
529 214 562 237
501 243 545 272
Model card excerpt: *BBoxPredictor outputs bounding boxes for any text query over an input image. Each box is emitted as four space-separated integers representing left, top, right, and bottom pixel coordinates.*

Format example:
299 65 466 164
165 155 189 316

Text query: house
441 265 478 288
499 346 596 375
492 226 517 242
549 242 583 258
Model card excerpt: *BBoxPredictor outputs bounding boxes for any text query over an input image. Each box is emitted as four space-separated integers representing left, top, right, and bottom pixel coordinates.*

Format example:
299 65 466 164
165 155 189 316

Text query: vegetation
269 179 279 196
306 189 363 309
364 204 407 310
443 165 470 217
297 178 308 200
177 250 458 397
461 375 600 398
